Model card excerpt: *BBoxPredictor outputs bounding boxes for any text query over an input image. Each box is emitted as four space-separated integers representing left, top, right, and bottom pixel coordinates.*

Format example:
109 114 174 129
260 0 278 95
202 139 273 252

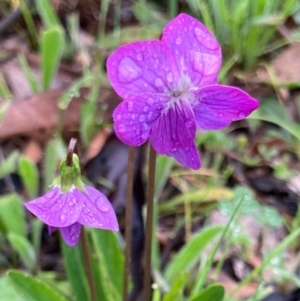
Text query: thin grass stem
122 146 136 301
144 145 157 301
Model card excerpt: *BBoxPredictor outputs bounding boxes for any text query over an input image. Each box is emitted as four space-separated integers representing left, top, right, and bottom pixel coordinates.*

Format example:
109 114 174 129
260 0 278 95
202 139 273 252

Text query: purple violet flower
25 185 119 246
107 13 259 169
24 153 119 247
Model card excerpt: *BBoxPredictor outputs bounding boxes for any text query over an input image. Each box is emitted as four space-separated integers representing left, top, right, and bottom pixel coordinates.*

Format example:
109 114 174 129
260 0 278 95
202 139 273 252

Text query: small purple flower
107 13 259 169
25 185 119 246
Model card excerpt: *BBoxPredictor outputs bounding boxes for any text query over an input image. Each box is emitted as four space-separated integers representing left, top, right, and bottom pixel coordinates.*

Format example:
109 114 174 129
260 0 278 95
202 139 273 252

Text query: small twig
80 228 98 301
144 145 157 301
122 146 136 301
66 138 77 166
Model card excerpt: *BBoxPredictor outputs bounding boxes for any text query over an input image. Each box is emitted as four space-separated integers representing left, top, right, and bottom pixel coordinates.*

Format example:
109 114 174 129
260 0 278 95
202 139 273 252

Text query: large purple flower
107 13 259 169
25 185 119 246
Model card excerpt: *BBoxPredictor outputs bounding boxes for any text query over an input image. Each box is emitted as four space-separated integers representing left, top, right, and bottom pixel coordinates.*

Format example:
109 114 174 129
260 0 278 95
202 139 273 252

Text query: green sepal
50 154 86 194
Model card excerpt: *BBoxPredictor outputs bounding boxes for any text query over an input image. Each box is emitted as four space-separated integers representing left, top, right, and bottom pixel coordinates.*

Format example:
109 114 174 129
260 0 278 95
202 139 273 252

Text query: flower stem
80 228 97 301
123 146 136 301
66 138 77 166
144 145 157 301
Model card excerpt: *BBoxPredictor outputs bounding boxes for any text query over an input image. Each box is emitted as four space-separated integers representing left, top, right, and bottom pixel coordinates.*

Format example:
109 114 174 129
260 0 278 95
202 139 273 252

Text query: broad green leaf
34 0 60 28
0 194 25 237
91 229 124 298
190 284 225 301
41 27 65 90
164 225 224 284
61 242 90 301
163 273 188 301
8 270 69 301
8 233 36 272
18 156 39 199
0 276 23 301
250 98 300 141
0 150 19 179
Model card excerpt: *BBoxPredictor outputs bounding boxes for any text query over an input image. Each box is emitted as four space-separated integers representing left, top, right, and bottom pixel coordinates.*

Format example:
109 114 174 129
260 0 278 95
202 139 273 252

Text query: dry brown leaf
82 127 112 164
257 42 300 85
0 87 120 141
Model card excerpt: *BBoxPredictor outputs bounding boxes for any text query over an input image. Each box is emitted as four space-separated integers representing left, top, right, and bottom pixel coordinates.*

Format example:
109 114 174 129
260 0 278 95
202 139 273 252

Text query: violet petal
193 85 259 130
106 40 180 99
113 93 168 147
149 99 196 154
161 13 221 86
60 223 81 247
78 186 119 232
24 187 83 227
48 226 56 236
166 140 201 170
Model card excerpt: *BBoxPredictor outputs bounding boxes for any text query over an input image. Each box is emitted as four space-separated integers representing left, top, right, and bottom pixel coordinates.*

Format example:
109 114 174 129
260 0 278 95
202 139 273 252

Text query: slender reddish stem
66 138 77 166
144 145 157 301
123 146 136 301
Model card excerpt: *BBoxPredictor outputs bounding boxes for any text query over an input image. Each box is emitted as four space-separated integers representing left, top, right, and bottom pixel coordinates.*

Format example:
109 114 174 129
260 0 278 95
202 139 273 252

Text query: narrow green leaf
250 98 300 141
190 284 225 301
163 273 188 301
31 219 43 260
155 155 174 199
41 27 65 90
164 225 224 284
0 150 19 179
91 229 124 297
44 139 59 192
0 194 25 237
0 276 23 301
18 156 39 199
34 0 60 28
229 227 300 297
8 270 69 301
58 75 93 110
18 54 39 93
61 242 90 301
8 233 36 272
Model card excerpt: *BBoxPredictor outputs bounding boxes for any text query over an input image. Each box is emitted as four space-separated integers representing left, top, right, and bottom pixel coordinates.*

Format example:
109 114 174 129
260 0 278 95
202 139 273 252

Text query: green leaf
155 155 174 199
164 225 224 284
230 227 300 297
160 187 233 213
41 27 65 90
190 284 225 301
7 233 36 272
18 156 39 199
250 98 300 140
0 150 19 179
34 0 60 28
58 75 93 110
91 229 124 299
8 270 69 301
0 194 25 237
18 54 39 93
44 139 59 192
163 273 188 301
0 276 24 301
61 242 90 301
